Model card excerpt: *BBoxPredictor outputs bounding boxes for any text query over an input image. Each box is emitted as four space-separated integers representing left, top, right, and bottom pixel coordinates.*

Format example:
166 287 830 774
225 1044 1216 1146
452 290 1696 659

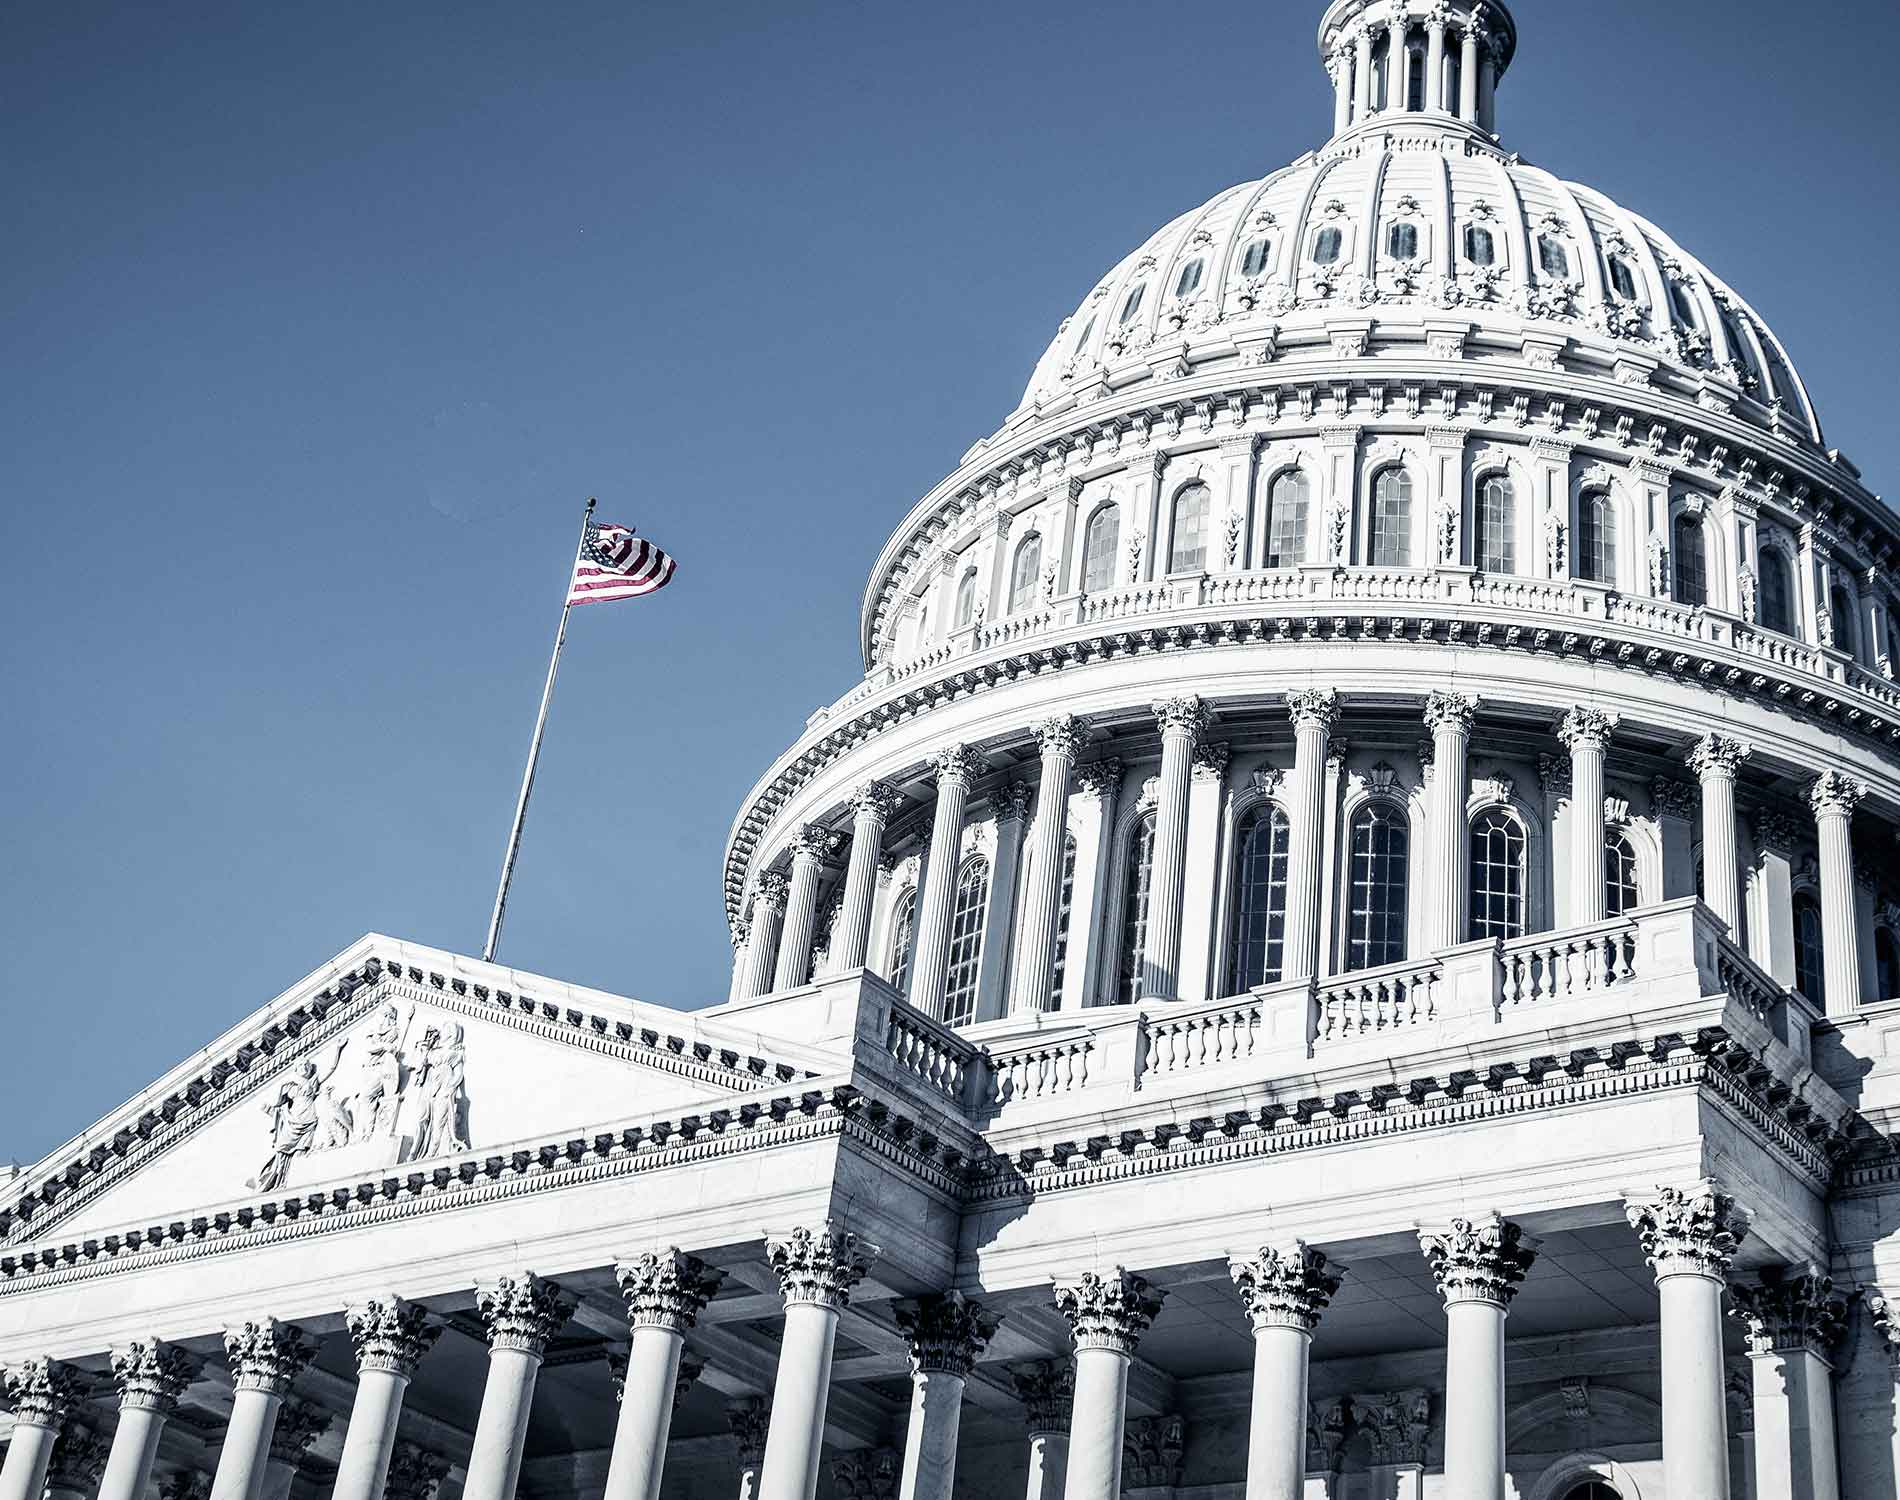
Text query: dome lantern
1317 0 1517 140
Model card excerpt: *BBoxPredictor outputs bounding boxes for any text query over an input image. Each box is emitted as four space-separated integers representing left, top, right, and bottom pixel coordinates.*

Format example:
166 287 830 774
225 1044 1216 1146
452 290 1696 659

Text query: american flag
567 520 677 606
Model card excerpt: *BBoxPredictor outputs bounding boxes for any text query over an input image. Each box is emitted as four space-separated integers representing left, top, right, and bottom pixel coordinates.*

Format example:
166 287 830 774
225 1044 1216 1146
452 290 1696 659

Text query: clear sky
3 0 1895 1167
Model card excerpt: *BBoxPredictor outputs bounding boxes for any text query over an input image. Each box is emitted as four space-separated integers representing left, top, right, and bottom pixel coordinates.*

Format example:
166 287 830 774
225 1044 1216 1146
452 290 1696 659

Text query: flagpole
483 497 596 963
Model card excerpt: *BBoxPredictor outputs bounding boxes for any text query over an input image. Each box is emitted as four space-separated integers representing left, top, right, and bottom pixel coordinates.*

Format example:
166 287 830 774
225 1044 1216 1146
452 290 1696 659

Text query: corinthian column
464 1274 571 1500
603 1251 725 1500
740 878 789 999
1230 1244 1345 1500
0 1358 83 1500
1558 708 1617 926
1419 1216 1537 1500
893 1293 1000 1500
1686 735 1749 932
208 1321 315 1500
1424 10 1447 111
725 1399 771 1500
1009 1362 1073 1500
331 1298 439 1500
1810 771 1867 1014
98 1343 194 1500
1458 26 1479 121
1730 1270 1847 1500
1423 692 1479 950
1627 1182 1751 1500
1283 691 1339 980
1142 697 1207 1000
775 827 836 993
835 782 901 973
1012 716 1085 1014
1354 24 1375 120
759 1224 880 1500
261 1400 329 1500
1053 1270 1167 1500
909 746 986 1018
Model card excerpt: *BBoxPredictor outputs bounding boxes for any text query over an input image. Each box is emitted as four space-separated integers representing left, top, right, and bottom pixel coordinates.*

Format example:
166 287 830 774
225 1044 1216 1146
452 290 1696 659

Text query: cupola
1317 0 1518 139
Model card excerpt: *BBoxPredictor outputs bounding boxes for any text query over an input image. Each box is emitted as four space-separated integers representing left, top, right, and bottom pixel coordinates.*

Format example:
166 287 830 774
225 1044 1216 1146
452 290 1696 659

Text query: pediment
4 936 831 1247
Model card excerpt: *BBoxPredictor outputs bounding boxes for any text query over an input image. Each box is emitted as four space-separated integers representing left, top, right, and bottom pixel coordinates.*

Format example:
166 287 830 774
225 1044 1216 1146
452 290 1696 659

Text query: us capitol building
7 4 1900 1499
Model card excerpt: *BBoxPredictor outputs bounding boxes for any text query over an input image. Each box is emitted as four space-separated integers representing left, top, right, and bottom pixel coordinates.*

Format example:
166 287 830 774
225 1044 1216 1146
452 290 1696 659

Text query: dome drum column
908 748 984 1019
1458 27 1479 122
1423 692 1478 951
1809 772 1867 1014
1557 709 1617 928
833 783 900 974
1141 699 1208 1002
739 879 788 1000
1424 17 1447 113
1282 691 1340 982
1011 718 1084 1016
773 828 833 994
1687 737 1750 935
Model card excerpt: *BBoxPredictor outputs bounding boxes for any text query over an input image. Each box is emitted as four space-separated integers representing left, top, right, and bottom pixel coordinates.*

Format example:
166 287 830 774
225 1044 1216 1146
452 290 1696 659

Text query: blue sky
3 0 1894 1166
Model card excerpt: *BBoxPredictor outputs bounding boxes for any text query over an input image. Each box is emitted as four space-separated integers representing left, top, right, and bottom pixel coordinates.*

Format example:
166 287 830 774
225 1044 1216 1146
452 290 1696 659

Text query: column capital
1053 1267 1166 1354
1687 733 1751 779
1352 1389 1432 1468
751 874 789 916
1192 740 1231 784
1625 1181 1751 1282
1287 688 1341 733
893 1290 1001 1376
673 1355 704 1411
1809 769 1867 819
1423 690 1479 735
1867 1295 1900 1367
1151 695 1209 741
1032 713 1087 759
1073 757 1124 800
724 1396 771 1468
613 1249 725 1333
1229 1242 1345 1333
473 1272 572 1355
222 1318 315 1396
47 1426 111 1493
788 824 840 866
109 1340 195 1414
0 1356 84 1428
765 1222 879 1310
1000 779 1034 823
931 744 987 789
382 1441 449 1500
1650 776 1698 821
1557 707 1618 752
1007 1359 1074 1436
1419 1214 1537 1309
160 1471 211 1500
850 779 903 825
344 1295 441 1377
728 915 750 950
266 1396 331 1467
830 1449 902 1500
1728 1269 1849 1360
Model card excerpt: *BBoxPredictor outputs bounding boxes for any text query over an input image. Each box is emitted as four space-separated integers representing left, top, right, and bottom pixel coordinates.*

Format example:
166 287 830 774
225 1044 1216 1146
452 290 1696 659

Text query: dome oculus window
1537 234 1570 279
1173 258 1205 299
1669 279 1702 330
1241 238 1271 278
1313 227 1344 266
1463 225 1496 266
1072 314 1097 354
1117 283 1147 326
1387 222 1419 260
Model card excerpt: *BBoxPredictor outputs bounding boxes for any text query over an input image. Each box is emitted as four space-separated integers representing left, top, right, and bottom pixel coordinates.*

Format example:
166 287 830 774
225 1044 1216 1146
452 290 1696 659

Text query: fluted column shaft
773 831 830 992
99 1344 192 1500
834 784 898 973
1421 1217 1536 1500
1425 22 1446 111
1459 29 1479 121
1354 27 1374 119
464 1275 569 1500
1424 693 1477 950
1476 39 1497 131
603 1253 722 1500
0 1361 80 1500
739 880 787 999
1142 699 1205 1000
1282 693 1337 982
909 749 983 1018
333 1299 437 1500
1231 1245 1343 1500
1811 772 1866 1014
1560 710 1616 927
211 1322 313 1500
759 1226 878 1500
1330 51 1352 135
1054 1271 1165 1500
1012 718 1083 1014
1688 736 1749 933
1386 17 1408 109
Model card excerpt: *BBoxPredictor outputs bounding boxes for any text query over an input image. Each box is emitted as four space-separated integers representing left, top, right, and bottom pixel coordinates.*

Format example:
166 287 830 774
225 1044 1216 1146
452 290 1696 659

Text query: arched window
1241 238 1271 278
1669 278 1702 330
1537 235 1570 279
1830 585 1857 656
1608 257 1638 301
1173 259 1205 299
942 860 991 1026
1118 283 1147 326
1115 814 1157 1005
1406 44 1425 110
1346 803 1409 971
1469 808 1527 940
1046 835 1079 1010
887 887 917 993
1464 225 1495 266
1875 928 1900 1002
1577 490 1616 584
1605 832 1640 916
1083 505 1120 592
1559 1485 1622 1500
1758 546 1794 634
1231 804 1291 989
1475 475 1516 575
1371 467 1412 566
954 568 978 629
1793 893 1825 1003
1387 222 1419 260
1313 227 1343 266
1266 470 1310 568
1010 534 1043 613
1169 484 1211 573
1673 513 1709 606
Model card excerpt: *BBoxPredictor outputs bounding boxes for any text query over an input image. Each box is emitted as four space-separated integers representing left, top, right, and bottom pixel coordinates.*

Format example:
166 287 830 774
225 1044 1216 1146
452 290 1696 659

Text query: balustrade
884 1004 976 1105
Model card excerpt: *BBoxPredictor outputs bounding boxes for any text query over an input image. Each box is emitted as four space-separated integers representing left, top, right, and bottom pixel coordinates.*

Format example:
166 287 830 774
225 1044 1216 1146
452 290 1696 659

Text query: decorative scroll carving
1538 754 1572 799
893 1291 1000 1377
160 1471 211 1500
474 1273 571 1354
1626 1181 1750 1280
345 1296 439 1377
1229 1243 1345 1332
266 1397 330 1466
1053 1268 1166 1354
1009 1359 1074 1435
725 1396 772 1467
1307 1398 1348 1474
674 1355 704 1411
615 1250 725 1333
1073 758 1124 801
1192 741 1232 784
1729 1269 1849 1358
110 1341 194 1414
1868 1295 1900 1367
1419 1215 1537 1308
222 1319 315 1397
766 1223 878 1311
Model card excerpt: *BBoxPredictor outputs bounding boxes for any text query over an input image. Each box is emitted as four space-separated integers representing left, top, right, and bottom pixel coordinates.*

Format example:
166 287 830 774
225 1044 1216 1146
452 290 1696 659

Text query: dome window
1264 470 1310 568
1672 514 1709 607
1173 258 1205 299
1116 814 1158 1005
1605 833 1641 916
1537 234 1570 279
1169 484 1211 574
954 568 979 629
1387 223 1419 260
941 859 991 1027
1230 804 1291 989
1345 803 1409 972
1083 504 1120 592
1470 808 1527 941
1475 475 1516 575
1009 535 1043 613
1757 545 1794 635
1241 238 1271 278
1830 585 1857 656
1072 314 1097 354
1463 225 1495 266
1794 893 1825 1004
1608 257 1638 301
1313 227 1343 266
1576 491 1617 585
1370 467 1412 566
1668 279 1702 331
1117 284 1147 326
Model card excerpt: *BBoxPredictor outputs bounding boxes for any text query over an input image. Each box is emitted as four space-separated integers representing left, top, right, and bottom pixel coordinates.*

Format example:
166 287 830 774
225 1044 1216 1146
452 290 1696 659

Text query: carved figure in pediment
253 1044 345 1191
408 1023 468 1160
353 1003 408 1141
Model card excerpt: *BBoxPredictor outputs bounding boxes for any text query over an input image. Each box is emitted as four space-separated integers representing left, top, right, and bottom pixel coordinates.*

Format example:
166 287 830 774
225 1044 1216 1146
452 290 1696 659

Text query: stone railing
883 1000 978 1107
1316 960 1441 1043
1500 920 1641 1008
983 1033 1095 1106
1141 996 1264 1079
